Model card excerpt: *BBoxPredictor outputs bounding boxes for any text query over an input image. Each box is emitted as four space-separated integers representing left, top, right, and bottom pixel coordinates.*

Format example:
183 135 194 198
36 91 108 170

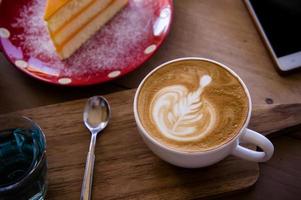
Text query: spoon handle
80 151 95 200
81 134 97 200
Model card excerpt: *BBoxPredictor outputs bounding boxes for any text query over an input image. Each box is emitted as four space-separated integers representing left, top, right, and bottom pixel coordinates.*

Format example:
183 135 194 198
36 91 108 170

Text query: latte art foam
137 60 249 152
152 75 216 142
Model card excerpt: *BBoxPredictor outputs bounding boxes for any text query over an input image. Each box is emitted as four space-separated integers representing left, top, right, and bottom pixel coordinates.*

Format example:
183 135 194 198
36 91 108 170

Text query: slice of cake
44 0 128 59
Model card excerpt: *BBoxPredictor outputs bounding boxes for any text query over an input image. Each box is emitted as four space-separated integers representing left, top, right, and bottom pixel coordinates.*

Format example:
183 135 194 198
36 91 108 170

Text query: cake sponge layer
52 0 113 46
45 0 95 34
45 0 128 59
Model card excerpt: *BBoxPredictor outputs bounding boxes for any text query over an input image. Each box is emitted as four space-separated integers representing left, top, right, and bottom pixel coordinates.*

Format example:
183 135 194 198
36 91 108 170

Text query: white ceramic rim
134 57 252 155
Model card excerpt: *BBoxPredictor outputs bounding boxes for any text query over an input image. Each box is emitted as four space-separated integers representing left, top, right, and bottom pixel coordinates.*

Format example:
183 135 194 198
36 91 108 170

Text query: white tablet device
245 0 301 73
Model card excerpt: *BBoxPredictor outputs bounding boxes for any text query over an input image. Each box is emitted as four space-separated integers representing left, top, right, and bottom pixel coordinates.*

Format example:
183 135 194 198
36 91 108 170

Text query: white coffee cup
133 57 274 168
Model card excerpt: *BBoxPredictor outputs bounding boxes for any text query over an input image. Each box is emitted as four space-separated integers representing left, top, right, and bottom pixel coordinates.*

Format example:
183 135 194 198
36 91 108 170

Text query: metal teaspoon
81 96 111 200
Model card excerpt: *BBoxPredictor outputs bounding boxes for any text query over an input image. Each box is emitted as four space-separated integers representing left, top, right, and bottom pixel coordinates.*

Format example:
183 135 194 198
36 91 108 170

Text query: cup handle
231 129 274 162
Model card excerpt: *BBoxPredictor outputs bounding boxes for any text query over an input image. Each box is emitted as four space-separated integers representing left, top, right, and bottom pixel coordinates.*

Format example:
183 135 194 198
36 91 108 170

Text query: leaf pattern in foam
168 75 212 134
152 74 216 141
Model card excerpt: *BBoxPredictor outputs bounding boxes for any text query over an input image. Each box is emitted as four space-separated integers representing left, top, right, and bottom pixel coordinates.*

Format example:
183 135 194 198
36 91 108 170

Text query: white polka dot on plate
15 60 28 68
144 44 157 55
108 71 121 78
160 8 171 18
58 78 72 85
0 27 10 39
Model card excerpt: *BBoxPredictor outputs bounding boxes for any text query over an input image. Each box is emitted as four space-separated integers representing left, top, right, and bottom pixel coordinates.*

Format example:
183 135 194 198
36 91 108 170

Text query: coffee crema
137 60 249 152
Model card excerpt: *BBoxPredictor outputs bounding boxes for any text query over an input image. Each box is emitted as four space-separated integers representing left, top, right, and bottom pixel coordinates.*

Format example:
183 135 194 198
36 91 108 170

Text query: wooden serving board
2 89 301 200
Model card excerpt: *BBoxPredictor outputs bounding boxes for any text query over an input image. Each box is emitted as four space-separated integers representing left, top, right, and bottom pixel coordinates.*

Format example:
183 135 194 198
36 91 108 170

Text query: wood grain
115 0 301 105
1 89 300 200
250 104 301 136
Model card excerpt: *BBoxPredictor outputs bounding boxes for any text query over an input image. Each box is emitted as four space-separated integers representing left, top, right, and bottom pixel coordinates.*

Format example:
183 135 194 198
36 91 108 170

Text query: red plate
0 0 173 86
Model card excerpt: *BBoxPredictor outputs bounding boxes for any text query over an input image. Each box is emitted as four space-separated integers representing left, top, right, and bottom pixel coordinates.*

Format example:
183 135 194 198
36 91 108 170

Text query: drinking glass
0 116 47 200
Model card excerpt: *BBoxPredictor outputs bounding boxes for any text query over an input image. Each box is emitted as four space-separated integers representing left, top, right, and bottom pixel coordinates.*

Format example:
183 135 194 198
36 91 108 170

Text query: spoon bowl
83 96 110 133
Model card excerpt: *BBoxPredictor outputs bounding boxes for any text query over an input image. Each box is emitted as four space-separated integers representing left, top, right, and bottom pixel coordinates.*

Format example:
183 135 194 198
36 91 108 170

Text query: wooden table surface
0 0 301 199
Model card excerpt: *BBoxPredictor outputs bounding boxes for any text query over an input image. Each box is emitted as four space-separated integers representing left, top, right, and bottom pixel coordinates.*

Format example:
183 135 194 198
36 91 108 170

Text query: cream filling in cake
44 0 128 59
